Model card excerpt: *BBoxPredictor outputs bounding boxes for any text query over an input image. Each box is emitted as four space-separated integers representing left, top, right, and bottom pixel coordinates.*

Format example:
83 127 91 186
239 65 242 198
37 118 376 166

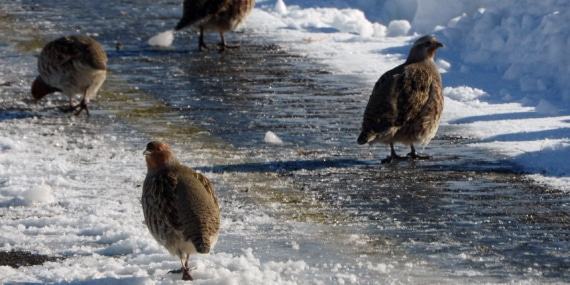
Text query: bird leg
407 145 431 160
198 27 210 51
74 95 90 116
217 32 239 51
57 98 79 113
381 143 407 164
169 256 194 280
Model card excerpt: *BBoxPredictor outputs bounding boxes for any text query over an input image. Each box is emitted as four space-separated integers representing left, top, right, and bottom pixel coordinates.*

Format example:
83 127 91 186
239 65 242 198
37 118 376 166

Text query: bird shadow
0 110 39 122
195 158 372 174
480 127 570 143
374 44 412 57
45 277 150 285
448 111 553 124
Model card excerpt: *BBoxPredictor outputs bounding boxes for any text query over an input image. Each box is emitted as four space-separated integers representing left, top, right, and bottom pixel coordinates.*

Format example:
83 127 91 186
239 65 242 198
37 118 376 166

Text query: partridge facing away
31 35 107 116
174 0 255 51
142 141 220 281
357 35 444 164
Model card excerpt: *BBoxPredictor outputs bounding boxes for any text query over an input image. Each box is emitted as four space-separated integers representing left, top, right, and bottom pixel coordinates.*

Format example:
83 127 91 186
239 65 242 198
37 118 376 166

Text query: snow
148 30 174 47
1 0 570 283
264 131 284 145
252 0 570 190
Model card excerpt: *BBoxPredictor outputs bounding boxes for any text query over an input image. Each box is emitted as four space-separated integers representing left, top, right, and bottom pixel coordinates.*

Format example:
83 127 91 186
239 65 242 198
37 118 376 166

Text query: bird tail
191 236 211 254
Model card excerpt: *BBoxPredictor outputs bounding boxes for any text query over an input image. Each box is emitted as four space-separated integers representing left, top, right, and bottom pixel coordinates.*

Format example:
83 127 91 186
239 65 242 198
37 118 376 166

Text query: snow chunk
277 6 381 37
22 185 55 205
274 0 287 15
444 86 488 102
386 20 411 37
535 99 559 116
148 30 174 47
264 131 283 144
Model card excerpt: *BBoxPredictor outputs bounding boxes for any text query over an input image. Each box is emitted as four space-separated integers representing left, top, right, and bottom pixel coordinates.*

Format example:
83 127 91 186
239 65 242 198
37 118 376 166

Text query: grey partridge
31 35 107 116
357 35 444 163
142 141 220 281
174 0 255 51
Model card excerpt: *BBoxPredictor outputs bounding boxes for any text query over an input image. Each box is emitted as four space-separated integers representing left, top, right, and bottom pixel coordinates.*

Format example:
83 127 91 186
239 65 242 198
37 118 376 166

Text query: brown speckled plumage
174 0 255 50
142 141 220 281
31 35 107 116
357 35 444 163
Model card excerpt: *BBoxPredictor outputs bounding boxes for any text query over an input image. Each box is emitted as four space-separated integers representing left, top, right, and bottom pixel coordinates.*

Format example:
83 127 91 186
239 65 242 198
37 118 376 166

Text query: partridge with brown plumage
142 141 220 281
174 0 255 51
357 35 444 163
31 35 107 116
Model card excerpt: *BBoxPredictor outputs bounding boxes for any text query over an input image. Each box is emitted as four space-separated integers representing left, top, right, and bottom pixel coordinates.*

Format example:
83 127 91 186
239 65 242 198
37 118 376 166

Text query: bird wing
394 64 434 126
175 0 231 30
175 166 220 253
357 65 403 144
75 36 107 70
40 36 106 71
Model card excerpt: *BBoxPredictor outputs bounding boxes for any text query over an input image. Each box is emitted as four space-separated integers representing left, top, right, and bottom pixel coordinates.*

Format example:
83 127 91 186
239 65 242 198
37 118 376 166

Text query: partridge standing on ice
142 141 220 281
357 35 444 163
31 35 107 116
174 0 255 51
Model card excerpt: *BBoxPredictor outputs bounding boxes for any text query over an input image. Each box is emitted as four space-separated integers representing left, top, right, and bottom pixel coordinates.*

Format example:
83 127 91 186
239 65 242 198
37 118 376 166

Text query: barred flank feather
142 141 220 281
358 35 444 163
31 35 107 116
175 0 255 50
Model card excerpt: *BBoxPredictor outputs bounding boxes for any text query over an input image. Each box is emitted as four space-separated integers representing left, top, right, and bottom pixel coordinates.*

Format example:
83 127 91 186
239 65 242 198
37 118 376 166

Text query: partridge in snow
174 0 255 51
142 141 220 281
31 35 107 116
357 35 444 163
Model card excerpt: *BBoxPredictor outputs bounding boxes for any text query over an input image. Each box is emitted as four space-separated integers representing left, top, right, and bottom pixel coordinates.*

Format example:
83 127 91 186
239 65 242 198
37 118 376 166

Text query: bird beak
436 41 444 48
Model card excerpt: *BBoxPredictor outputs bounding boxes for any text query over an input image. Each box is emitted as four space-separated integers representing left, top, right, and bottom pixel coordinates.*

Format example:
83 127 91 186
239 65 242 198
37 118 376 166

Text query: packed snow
252 0 570 190
148 30 175 47
264 131 284 145
1 0 569 284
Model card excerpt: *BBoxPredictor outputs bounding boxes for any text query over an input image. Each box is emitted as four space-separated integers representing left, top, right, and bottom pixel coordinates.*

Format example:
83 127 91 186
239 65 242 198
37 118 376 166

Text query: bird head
143 141 178 172
406 35 444 63
31 76 61 102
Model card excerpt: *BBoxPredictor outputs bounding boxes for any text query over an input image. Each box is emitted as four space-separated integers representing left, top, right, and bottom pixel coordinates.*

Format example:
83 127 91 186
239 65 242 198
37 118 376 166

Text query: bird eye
424 41 431 47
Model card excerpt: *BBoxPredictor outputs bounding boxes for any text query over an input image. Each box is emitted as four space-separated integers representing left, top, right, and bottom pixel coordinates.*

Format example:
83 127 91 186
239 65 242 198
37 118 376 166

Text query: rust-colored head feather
405 35 444 64
143 141 179 171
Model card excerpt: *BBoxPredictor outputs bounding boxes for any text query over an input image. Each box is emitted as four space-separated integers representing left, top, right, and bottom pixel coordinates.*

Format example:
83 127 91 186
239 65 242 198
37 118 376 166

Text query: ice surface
1 0 570 283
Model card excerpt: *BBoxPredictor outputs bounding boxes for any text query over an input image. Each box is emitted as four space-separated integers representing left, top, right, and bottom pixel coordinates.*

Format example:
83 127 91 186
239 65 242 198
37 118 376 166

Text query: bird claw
168 268 184 274
169 266 197 280
182 270 193 281
407 152 431 160
381 154 407 164
217 42 239 51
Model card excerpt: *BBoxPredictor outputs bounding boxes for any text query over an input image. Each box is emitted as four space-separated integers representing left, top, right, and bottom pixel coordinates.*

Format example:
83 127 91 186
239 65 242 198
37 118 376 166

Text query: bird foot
217 42 239 51
57 102 90 116
198 42 211 51
58 105 77 113
73 101 90 116
168 266 197 281
168 267 184 274
407 152 431 160
182 269 193 281
381 154 408 164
